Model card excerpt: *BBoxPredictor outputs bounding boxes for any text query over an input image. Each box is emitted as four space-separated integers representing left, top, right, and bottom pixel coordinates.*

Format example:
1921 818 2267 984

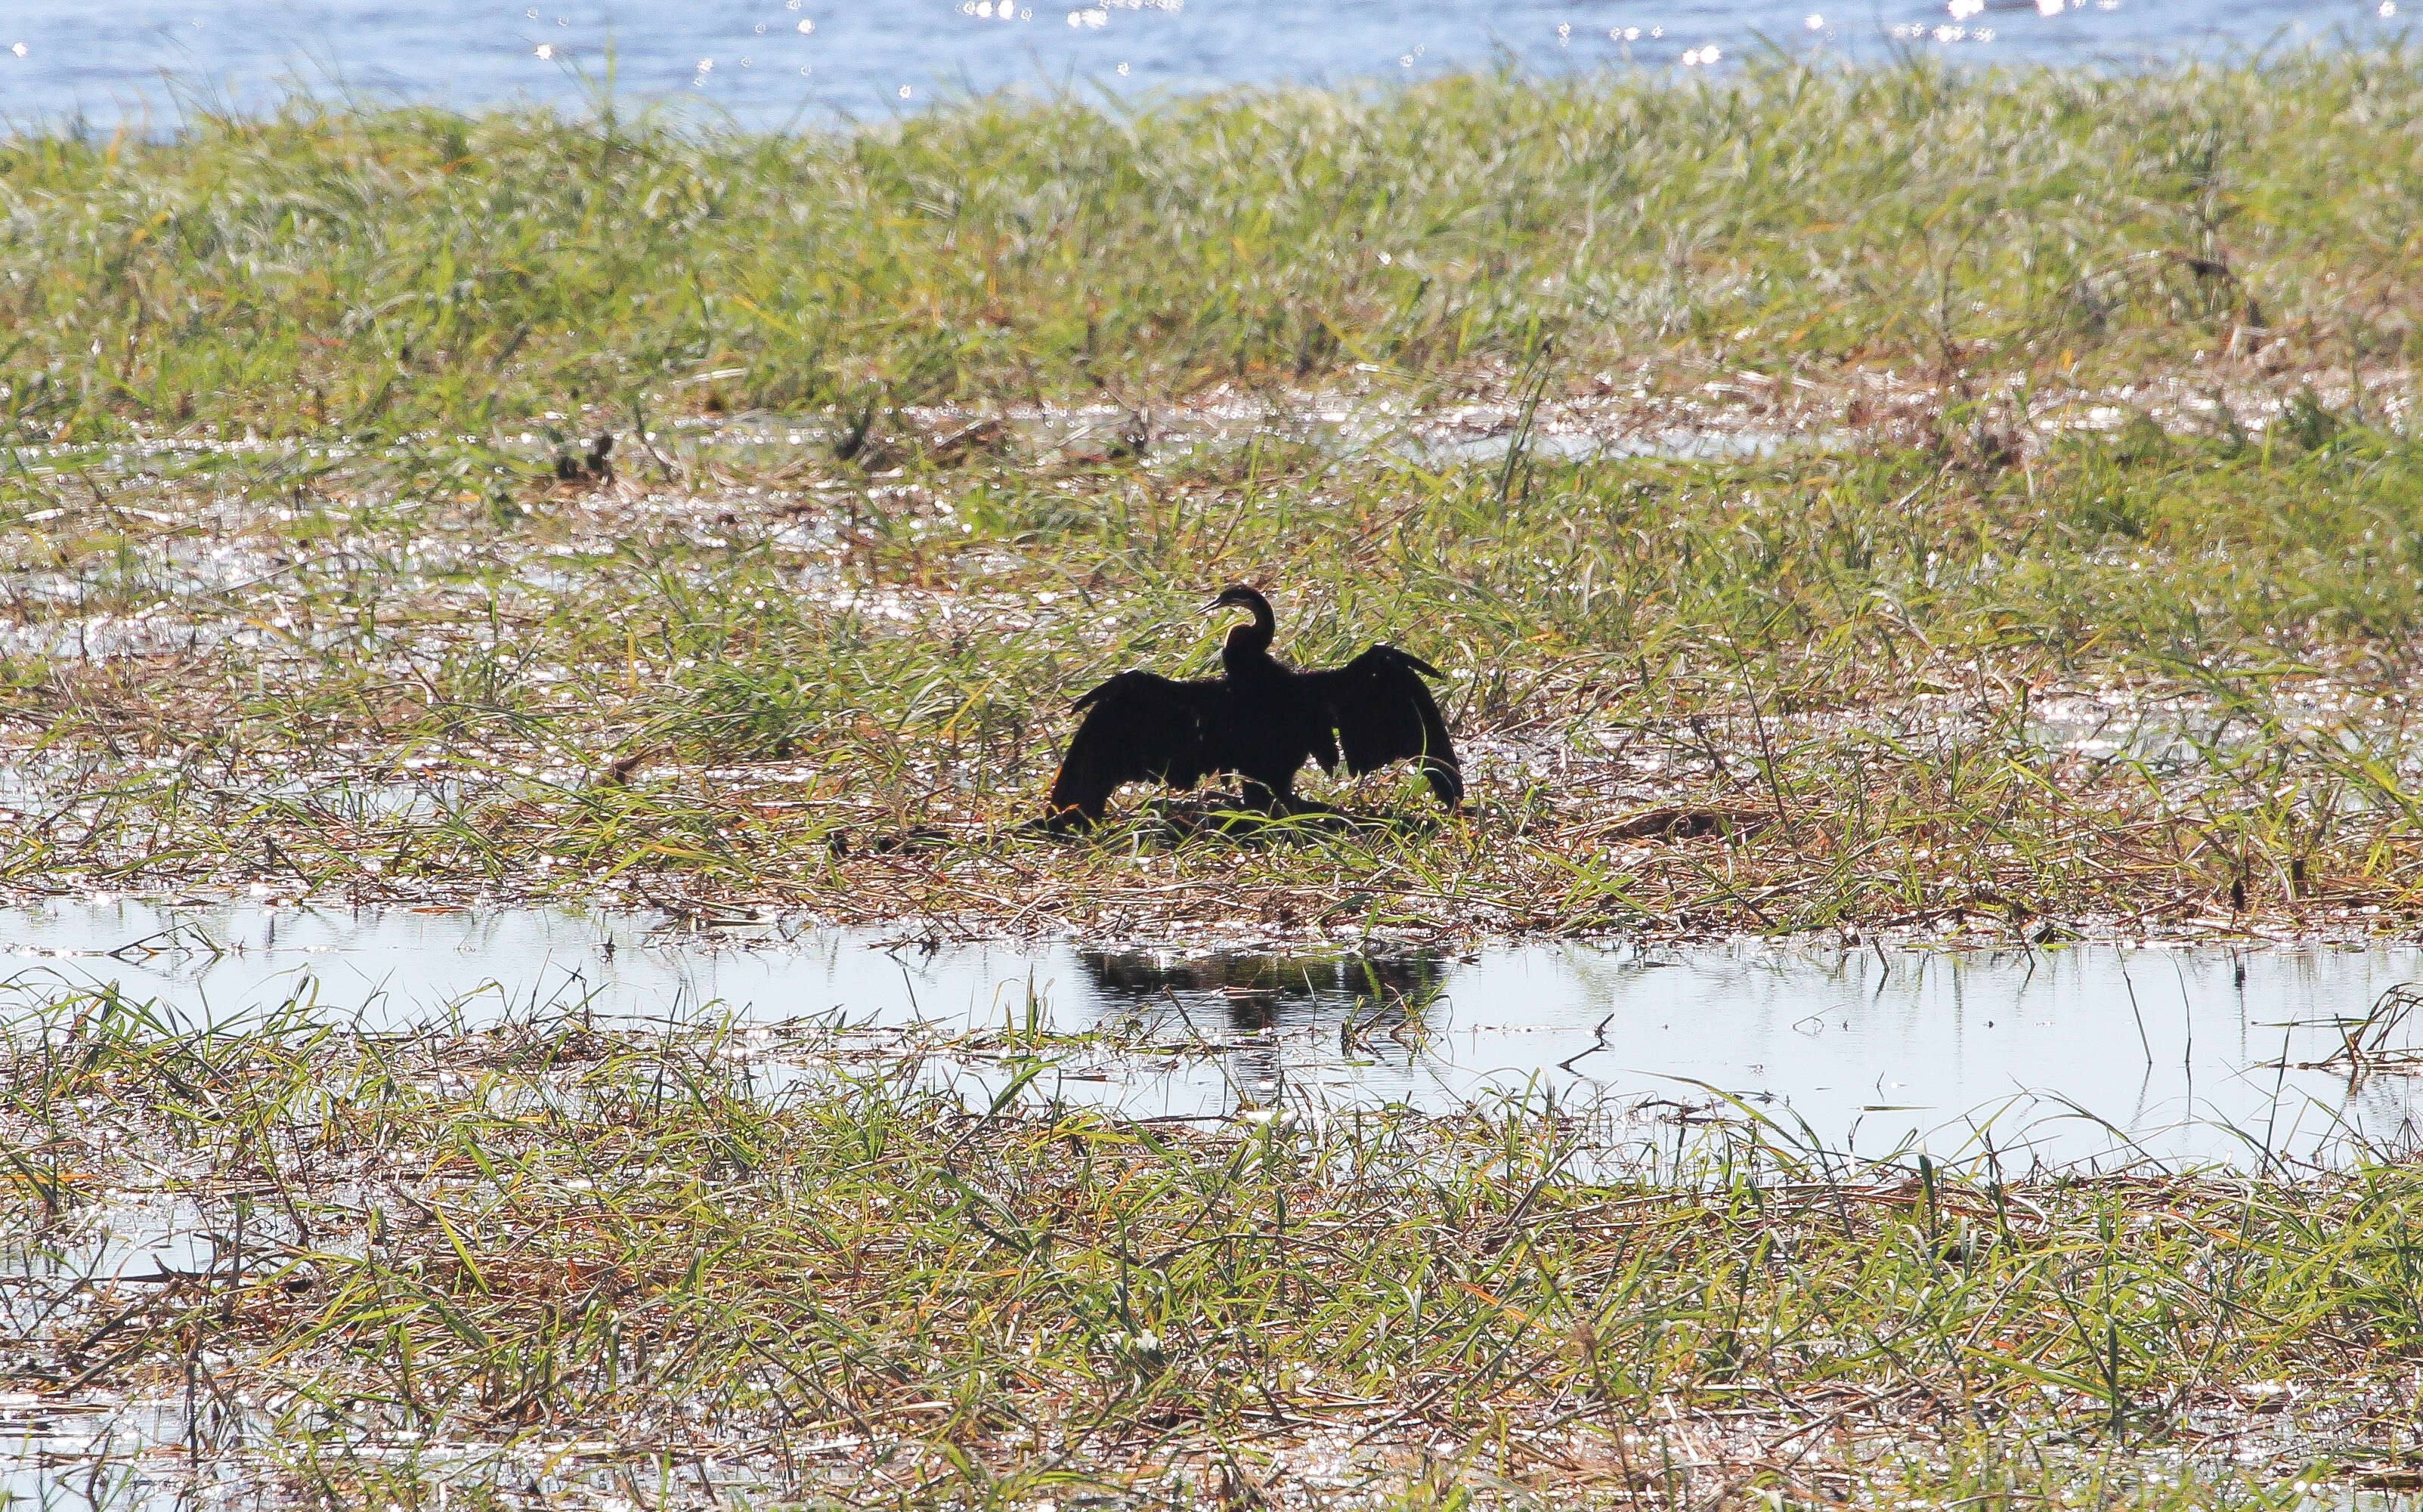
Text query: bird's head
1205 584 1269 616
1205 583 1276 653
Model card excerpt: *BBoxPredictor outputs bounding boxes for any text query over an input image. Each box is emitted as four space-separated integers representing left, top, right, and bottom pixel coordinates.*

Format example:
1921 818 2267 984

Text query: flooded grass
8 991 2423 1507
8 394 2423 944
9 62 2423 1501
10 898 2423 1168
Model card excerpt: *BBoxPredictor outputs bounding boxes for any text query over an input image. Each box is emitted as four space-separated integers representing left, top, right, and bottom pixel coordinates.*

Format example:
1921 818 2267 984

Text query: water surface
7 897 2421 1504
2 0 2405 132
5 897 2420 1167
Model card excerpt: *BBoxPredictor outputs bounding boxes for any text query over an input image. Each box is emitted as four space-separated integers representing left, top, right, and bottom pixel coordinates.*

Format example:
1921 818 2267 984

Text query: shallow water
0 1400 197 1512
5 901 2423 1504
1 0 2406 134
5 898 2423 1167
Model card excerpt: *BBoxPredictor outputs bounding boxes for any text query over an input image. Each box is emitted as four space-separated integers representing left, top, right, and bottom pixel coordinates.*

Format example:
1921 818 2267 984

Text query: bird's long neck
1220 598 1277 676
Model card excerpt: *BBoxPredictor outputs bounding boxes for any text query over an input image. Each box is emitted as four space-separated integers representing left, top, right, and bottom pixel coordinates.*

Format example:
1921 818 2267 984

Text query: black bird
1045 585 1463 825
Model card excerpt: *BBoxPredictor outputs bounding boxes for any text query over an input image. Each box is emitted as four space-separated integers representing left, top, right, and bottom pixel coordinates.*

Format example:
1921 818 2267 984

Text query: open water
0 0 2406 131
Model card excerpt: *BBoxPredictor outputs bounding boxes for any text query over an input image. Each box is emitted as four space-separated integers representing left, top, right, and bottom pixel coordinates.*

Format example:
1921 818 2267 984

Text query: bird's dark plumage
1045 586 1463 825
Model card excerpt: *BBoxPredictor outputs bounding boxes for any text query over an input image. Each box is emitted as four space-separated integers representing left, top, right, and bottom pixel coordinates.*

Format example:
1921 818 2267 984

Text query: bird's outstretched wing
1305 645 1463 809
1046 671 1221 824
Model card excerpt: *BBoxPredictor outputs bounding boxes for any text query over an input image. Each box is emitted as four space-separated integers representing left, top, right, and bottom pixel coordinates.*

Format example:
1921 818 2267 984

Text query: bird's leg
1245 785 1353 830
1238 780 1290 814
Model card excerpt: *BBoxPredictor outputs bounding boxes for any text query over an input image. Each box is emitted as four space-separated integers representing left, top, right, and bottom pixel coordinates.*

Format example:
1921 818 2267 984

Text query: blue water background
0 0 2404 134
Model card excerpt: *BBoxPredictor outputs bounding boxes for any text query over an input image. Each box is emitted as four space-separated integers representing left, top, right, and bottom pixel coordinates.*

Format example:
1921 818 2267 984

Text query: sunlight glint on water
0 0 2409 131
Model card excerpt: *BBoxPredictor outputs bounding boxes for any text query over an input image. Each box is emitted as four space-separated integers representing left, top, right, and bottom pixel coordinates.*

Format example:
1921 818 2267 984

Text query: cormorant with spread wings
1044 585 1462 826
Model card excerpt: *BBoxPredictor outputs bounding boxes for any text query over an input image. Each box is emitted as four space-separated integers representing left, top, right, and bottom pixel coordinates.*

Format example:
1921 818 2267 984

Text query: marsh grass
15 57 2423 1510
6 57 2423 939
7 401 2423 941
4 52 2423 441
6 988 2423 1507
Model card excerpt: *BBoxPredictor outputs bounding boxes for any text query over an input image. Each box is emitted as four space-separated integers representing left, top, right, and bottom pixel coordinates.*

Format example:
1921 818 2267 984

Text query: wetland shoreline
9 57 2423 1504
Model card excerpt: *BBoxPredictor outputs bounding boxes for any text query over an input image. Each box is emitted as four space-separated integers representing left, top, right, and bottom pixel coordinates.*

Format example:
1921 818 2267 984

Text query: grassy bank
8 995 2423 1507
2 53 2420 441
3 60 2423 940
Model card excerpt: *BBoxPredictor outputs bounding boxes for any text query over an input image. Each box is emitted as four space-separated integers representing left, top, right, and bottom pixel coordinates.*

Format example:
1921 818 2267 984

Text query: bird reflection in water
1078 950 1449 1114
